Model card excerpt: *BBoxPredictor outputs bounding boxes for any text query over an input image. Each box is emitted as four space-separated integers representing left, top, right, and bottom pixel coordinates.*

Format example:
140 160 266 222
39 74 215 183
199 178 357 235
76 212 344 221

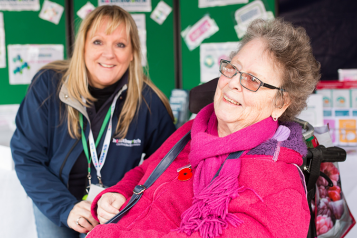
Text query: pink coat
88 120 310 238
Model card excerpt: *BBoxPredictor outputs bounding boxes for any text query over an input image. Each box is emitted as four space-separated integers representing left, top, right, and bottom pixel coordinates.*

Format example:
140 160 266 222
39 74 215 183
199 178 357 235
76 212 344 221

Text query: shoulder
141 83 163 105
28 69 62 93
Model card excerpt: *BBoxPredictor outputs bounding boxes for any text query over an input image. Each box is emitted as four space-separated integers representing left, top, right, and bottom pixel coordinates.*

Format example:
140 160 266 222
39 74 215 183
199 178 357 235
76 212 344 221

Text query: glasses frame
219 59 284 93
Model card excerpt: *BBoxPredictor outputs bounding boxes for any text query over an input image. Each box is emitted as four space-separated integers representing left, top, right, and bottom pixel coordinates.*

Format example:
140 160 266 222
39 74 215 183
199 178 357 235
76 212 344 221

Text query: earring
272 116 278 121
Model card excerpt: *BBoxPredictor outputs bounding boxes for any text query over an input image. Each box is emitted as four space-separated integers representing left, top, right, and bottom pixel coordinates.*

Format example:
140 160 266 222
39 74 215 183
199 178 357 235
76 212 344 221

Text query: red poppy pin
177 164 192 181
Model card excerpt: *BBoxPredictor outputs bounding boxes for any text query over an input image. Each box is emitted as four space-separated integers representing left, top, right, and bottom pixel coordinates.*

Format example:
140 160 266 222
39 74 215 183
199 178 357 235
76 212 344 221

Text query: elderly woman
87 18 320 238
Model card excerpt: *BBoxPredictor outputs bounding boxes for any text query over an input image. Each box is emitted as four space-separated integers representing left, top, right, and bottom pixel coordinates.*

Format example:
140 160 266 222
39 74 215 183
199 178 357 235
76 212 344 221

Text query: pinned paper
200 42 240 83
39 0 64 25
150 1 172 25
131 14 147 66
199 0 248 8
98 0 152 12
0 13 6 68
296 94 324 127
8 44 64 85
181 15 219 51
234 1 274 39
0 0 40 11
77 2 96 20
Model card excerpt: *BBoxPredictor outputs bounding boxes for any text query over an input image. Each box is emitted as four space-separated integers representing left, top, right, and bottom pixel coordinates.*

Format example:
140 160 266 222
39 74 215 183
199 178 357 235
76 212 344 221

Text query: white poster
0 13 6 68
131 14 147 66
199 0 248 8
98 0 151 12
150 1 172 25
77 2 96 20
0 0 40 11
234 0 274 39
39 0 64 25
8 44 64 85
200 42 240 83
181 15 219 51
296 94 324 127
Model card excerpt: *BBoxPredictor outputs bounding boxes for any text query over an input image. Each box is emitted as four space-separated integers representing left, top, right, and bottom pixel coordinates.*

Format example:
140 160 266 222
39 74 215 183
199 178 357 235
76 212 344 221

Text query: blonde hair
43 5 173 138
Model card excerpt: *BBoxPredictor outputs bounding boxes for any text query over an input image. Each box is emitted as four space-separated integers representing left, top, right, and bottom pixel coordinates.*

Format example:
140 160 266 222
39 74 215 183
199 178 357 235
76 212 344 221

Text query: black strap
106 132 244 224
106 131 191 224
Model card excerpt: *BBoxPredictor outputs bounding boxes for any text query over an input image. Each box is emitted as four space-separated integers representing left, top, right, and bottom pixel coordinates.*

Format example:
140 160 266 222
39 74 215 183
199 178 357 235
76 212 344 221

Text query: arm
91 120 192 221
90 144 167 220
88 189 309 238
11 71 78 227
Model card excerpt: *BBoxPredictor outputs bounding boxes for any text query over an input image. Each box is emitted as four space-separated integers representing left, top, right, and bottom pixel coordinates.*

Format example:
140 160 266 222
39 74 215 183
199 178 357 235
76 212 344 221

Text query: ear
271 92 291 119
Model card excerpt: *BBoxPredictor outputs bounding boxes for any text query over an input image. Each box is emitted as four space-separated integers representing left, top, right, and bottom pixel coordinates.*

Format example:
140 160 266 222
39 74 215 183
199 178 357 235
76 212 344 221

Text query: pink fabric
88 119 310 238
177 103 278 238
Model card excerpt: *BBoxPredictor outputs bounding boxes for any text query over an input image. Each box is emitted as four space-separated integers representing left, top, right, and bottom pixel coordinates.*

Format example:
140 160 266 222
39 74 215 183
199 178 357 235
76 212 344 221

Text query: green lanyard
79 108 111 187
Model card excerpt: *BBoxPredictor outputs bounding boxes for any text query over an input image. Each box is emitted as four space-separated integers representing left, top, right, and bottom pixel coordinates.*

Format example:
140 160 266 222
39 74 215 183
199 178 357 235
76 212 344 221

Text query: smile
224 95 241 105
99 63 115 68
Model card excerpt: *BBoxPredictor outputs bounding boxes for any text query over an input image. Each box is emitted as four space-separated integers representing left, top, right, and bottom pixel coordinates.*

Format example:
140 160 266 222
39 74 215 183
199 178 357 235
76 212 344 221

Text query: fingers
76 216 93 233
67 201 99 233
97 193 126 224
111 194 126 210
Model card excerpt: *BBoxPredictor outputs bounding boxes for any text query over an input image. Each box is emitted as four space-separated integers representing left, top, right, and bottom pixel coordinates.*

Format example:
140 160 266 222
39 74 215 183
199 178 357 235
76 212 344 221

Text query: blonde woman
11 6 175 238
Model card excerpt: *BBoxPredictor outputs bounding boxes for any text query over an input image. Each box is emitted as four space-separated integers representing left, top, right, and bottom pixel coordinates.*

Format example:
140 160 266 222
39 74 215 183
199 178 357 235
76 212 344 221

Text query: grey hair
232 18 321 121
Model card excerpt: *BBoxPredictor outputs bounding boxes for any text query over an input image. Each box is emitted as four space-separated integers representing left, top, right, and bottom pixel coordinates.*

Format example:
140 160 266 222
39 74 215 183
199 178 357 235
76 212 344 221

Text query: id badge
85 184 106 202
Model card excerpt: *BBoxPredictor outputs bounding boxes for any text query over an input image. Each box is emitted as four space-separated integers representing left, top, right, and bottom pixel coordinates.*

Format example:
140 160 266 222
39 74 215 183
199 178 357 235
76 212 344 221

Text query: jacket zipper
59 139 80 185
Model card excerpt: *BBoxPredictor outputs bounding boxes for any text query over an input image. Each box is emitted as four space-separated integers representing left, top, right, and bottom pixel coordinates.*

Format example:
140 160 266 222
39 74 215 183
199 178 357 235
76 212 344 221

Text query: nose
102 44 115 58
227 73 242 91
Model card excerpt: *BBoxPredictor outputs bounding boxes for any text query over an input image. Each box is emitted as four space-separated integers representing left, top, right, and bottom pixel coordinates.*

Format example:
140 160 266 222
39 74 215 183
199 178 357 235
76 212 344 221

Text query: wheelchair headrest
189 77 219 114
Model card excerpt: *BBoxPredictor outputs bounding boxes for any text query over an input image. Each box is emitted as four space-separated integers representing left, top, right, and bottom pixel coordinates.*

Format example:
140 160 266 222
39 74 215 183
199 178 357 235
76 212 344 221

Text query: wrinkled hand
97 193 126 224
68 200 99 233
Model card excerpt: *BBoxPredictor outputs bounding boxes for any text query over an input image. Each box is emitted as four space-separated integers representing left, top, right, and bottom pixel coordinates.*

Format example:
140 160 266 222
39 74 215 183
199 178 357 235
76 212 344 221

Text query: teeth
224 95 240 105
99 63 115 68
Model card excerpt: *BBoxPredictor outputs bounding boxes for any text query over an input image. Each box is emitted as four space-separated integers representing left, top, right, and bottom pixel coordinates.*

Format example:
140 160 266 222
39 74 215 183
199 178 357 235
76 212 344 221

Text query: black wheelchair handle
306 145 347 163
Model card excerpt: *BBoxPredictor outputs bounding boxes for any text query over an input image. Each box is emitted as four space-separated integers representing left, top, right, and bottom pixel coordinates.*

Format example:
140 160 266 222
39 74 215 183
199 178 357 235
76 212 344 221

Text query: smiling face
84 18 133 89
214 38 288 137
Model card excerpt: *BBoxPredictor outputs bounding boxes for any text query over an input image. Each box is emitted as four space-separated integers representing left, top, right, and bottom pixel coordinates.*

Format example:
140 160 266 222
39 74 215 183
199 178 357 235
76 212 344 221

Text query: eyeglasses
219 59 284 93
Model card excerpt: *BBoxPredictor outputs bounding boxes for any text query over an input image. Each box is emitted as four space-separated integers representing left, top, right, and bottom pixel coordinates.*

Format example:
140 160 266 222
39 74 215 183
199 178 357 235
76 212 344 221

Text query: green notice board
73 0 175 98
180 0 276 91
0 0 67 105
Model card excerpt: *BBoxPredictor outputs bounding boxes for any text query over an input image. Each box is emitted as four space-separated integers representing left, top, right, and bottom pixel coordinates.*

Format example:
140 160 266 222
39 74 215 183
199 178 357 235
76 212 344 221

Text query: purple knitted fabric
247 121 308 157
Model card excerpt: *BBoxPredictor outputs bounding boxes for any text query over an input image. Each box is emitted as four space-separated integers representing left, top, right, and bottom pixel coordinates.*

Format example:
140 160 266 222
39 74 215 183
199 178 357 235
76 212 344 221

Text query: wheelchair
188 77 348 238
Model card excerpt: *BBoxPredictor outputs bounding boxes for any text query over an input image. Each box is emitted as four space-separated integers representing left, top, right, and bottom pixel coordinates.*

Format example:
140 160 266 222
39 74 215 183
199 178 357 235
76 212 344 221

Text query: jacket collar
59 78 128 124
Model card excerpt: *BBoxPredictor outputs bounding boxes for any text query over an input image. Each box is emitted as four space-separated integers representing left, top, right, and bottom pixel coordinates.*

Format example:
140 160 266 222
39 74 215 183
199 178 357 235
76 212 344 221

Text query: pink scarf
177 103 278 238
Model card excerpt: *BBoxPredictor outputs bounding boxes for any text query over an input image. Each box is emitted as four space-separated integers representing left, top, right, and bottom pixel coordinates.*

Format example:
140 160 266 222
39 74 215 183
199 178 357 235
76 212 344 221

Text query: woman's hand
68 200 99 233
97 192 126 224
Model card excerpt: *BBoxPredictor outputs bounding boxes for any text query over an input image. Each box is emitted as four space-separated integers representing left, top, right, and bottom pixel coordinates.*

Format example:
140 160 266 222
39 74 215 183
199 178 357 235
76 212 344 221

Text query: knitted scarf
177 103 278 238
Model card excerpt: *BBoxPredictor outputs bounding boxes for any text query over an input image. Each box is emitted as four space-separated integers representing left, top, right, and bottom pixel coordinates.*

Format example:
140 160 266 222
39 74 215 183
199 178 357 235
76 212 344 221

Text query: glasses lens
240 73 261 91
220 61 236 78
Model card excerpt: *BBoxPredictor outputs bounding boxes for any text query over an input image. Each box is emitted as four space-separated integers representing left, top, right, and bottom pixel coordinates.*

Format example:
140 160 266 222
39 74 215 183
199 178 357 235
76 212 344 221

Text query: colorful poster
234 0 274 39
131 14 147 66
0 0 40 11
77 2 96 20
150 1 172 25
39 0 64 25
339 119 357 145
199 0 248 8
98 0 152 12
0 13 6 68
200 42 240 83
8 44 64 85
181 15 219 51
